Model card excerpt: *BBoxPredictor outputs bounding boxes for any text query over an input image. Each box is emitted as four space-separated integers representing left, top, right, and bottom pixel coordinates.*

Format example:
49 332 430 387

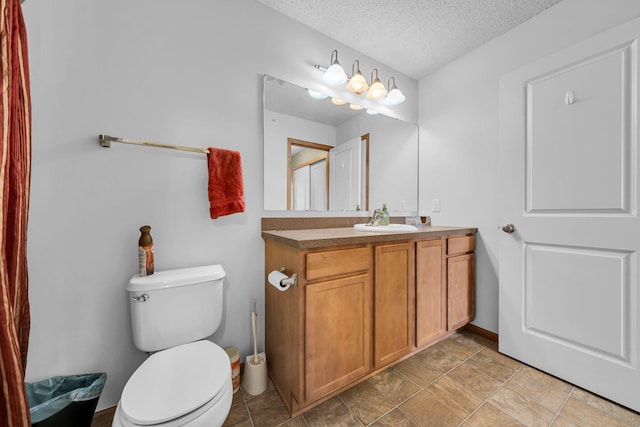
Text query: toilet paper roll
268 270 290 291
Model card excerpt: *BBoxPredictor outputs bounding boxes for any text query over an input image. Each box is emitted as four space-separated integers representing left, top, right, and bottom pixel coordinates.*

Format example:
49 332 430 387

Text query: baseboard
464 323 498 343
91 406 116 426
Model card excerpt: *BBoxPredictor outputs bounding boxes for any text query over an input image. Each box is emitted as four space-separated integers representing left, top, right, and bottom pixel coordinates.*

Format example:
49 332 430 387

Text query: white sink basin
354 223 418 233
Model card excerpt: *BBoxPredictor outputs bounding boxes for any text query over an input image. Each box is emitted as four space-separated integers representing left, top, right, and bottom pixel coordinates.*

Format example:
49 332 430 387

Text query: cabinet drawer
447 235 475 255
306 247 370 281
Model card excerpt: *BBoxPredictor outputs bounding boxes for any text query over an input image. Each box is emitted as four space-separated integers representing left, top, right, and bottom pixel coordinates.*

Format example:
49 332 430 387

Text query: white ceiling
256 0 563 80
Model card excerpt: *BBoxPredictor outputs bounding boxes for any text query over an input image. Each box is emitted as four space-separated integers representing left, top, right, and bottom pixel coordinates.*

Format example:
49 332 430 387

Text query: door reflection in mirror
289 135 369 212
288 138 331 210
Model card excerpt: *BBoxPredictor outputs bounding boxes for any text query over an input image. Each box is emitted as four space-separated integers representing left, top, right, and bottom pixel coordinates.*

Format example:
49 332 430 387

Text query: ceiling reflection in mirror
263 75 418 213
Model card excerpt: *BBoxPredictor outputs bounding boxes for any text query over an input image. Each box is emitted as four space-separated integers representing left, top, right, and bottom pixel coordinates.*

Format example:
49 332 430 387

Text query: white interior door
309 159 327 210
292 165 310 211
329 137 361 211
499 17 640 412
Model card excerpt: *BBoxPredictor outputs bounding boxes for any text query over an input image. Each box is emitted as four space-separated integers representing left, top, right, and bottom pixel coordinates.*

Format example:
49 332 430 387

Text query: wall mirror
263 75 418 213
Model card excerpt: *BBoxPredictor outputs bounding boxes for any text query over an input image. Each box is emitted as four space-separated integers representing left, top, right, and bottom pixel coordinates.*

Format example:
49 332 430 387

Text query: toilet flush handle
131 294 149 302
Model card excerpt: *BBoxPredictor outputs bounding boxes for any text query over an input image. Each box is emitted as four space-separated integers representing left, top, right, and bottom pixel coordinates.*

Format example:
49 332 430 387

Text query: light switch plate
432 198 441 212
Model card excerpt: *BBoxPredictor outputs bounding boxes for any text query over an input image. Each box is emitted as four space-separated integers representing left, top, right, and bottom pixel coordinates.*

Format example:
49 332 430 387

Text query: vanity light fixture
314 50 406 110
366 109 379 115
322 50 348 86
384 77 406 105
307 89 328 99
366 69 388 99
346 60 369 94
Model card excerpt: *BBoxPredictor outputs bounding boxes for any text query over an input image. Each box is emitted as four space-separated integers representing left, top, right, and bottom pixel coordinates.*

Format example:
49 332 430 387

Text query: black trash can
26 372 106 427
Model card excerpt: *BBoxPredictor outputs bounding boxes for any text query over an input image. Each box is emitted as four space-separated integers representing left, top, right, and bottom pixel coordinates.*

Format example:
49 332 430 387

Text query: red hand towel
207 147 245 219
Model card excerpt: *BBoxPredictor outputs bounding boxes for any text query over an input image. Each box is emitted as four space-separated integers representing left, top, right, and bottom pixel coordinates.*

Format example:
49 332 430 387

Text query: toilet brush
251 311 260 363
242 305 267 395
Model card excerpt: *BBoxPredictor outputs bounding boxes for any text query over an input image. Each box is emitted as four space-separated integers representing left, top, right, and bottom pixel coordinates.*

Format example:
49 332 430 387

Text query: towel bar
98 134 209 154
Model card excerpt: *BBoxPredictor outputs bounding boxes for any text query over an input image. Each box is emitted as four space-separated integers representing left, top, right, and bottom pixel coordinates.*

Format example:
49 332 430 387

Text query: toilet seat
119 340 231 426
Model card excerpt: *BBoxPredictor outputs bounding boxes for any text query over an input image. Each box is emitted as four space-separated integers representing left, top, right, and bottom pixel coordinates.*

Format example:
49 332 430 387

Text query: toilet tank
126 264 226 352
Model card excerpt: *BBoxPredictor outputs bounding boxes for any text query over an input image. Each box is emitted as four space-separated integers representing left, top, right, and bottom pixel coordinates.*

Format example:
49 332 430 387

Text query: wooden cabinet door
374 243 414 368
447 253 475 330
305 274 372 402
416 239 446 347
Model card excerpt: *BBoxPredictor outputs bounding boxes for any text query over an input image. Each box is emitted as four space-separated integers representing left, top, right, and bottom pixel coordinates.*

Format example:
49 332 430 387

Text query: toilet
112 265 233 427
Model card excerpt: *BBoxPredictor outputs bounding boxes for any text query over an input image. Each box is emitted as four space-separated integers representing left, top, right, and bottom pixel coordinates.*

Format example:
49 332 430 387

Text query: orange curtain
0 0 31 425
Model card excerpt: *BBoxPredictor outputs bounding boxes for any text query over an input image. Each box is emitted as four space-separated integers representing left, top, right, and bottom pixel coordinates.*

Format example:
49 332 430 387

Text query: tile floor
223 331 640 427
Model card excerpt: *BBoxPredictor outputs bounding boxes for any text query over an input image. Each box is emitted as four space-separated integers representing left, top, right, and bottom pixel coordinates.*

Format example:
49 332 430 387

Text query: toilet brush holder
242 353 267 396
242 310 268 395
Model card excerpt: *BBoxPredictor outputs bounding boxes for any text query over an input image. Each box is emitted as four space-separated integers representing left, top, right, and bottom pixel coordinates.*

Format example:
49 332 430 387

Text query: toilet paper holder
278 267 298 287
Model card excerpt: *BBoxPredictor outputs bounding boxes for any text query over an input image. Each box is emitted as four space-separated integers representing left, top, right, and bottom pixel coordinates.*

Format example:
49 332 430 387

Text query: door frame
287 138 332 210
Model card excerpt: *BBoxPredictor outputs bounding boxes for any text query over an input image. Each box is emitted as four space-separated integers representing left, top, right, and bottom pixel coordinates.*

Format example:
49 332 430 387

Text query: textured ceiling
256 0 563 79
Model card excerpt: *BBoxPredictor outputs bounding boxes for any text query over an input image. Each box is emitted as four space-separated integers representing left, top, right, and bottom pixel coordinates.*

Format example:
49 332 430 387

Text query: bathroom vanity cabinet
447 236 476 330
262 222 476 416
374 242 414 369
415 239 447 347
305 246 371 402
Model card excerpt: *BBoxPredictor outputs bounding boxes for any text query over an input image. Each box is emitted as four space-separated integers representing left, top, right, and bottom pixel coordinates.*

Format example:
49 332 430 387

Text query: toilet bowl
113 340 232 427
113 265 232 427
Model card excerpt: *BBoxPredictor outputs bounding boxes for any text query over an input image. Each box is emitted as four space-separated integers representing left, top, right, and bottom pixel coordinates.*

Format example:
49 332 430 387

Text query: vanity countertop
262 225 477 250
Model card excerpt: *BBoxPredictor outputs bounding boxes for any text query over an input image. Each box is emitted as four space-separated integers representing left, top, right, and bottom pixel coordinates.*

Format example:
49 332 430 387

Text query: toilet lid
121 340 230 425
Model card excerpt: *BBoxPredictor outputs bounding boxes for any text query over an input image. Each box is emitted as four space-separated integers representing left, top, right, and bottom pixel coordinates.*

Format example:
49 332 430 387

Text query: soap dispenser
380 203 390 225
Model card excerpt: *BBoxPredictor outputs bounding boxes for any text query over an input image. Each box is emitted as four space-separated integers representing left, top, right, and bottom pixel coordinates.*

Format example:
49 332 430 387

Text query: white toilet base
111 377 233 427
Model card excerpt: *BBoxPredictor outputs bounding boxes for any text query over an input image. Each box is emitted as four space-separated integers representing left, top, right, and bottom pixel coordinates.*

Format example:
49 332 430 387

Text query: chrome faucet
367 209 382 226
